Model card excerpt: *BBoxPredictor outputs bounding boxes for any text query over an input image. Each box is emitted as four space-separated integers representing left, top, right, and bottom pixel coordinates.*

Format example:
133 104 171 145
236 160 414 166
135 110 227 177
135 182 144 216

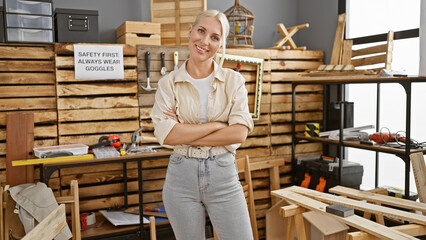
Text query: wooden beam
271 189 417 240
280 205 306 217
410 153 426 203
330 13 346 65
329 185 426 213
348 224 426 240
286 186 426 225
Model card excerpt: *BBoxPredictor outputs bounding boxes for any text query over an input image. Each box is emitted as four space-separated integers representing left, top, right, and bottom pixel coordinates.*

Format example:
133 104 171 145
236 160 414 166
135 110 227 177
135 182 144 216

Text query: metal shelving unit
291 75 426 198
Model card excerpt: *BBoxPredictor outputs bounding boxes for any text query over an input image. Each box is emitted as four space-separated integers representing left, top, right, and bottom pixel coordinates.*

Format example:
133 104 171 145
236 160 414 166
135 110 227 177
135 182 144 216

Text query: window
345 0 422 193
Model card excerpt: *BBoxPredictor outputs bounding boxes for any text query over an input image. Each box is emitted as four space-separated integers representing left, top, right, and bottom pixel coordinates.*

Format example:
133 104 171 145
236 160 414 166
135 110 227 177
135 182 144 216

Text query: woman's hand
163 108 179 122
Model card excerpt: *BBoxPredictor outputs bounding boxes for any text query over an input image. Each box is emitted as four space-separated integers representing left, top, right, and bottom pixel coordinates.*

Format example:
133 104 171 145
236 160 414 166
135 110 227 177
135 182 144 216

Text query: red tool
369 132 404 144
89 135 121 150
144 206 160 212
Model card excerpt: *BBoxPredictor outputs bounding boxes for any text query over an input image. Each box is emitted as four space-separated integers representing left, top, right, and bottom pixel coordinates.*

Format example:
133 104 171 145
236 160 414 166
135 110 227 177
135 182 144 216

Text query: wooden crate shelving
55 43 140 146
137 45 190 142
0 43 57 182
227 48 324 239
150 0 207 46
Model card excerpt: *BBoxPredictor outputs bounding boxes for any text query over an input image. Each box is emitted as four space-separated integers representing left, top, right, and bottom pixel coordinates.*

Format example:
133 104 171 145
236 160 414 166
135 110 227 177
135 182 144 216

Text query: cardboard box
116 21 161 46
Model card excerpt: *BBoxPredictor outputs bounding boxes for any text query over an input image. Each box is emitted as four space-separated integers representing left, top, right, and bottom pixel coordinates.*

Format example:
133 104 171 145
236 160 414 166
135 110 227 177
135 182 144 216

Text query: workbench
290 75 426 198
41 150 173 240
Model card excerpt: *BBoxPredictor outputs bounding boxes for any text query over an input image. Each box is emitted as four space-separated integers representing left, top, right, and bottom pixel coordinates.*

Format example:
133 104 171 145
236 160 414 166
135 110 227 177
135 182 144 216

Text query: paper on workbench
100 210 149 226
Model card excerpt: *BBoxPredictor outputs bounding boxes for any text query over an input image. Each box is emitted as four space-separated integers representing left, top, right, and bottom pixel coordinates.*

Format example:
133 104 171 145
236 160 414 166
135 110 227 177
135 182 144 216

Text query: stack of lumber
271 185 426 240
0 43 57 183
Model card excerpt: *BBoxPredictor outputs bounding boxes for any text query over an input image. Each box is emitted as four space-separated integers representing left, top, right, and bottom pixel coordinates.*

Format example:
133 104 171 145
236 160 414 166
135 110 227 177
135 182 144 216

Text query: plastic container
6 28 53 43
6 14 52 28
33 144 89 158
5 0 52 15
54 8 99 43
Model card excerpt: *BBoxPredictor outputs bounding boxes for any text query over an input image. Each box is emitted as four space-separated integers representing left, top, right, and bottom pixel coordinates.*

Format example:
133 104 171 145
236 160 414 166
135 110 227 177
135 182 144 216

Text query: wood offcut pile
271 185 426 240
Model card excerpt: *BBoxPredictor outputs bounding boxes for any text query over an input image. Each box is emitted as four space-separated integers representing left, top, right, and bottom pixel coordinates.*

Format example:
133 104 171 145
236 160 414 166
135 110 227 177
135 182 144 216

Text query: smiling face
188 16 223 64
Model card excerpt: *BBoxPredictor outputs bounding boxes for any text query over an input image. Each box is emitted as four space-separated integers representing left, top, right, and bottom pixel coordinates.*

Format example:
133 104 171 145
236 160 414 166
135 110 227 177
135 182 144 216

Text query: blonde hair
192 9 229 67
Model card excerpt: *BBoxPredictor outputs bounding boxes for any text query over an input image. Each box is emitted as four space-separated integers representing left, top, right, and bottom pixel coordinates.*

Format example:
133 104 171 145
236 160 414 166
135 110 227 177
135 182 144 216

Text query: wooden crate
0 43 57 181
226 48 324 239
116 21 161 46
55 43 140 146
150 0 206 46
137 45 190 141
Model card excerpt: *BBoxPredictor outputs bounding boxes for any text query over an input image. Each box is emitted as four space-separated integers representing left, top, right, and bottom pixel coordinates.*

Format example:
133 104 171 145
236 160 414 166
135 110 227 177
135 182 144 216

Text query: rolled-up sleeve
228 73 254 132
150 75 178 145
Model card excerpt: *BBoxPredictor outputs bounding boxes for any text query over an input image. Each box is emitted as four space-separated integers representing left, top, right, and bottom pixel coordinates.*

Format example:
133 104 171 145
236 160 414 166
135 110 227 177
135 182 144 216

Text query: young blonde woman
151 9 254 240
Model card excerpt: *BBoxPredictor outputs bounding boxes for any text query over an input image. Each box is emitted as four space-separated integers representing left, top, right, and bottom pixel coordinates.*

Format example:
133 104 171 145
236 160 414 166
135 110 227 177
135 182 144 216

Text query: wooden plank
58 108 139 122
348 224 426 240
271 124 305 134
21 204 66 240
57 83 137 96
352 44 387 57
54 43 137 56
409 153 426 203
56 69 137 82
6 113 34 186
271 189 417 240
329 185 426 214
287 186 426 225
0 111 57 126
0 98 57 111
58 133 133 146
271 102 323 113
57 96 139 110
341 40 353 65
0 60 54 72
0 85 56 97
270 84 323 93
330 13 346 65
0 72 55 84
270 60 323 71
58 120 140 135
351 54 386 67
271 112 323 123
271 93 323 103
269 49 324 60
0 45 54 59
271 143 323 156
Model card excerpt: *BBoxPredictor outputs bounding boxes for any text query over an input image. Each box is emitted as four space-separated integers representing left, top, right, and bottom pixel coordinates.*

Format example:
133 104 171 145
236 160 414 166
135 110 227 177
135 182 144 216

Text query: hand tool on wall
160 52 167 75
173 51 179 71
142 51 156 91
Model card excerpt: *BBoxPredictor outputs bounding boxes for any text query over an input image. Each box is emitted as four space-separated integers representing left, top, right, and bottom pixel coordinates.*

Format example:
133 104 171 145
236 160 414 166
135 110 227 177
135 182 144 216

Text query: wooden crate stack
54 43 139 146
150 0 207 46
226 48 324 239
137 45 190 143
0 43 57 183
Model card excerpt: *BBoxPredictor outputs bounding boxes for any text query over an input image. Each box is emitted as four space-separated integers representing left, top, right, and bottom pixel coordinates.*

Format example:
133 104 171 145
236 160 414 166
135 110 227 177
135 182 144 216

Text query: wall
296 0 338 64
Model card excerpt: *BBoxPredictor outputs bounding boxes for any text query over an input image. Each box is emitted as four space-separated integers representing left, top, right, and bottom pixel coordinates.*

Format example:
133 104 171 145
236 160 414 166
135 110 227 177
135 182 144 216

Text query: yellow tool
12 154 94 166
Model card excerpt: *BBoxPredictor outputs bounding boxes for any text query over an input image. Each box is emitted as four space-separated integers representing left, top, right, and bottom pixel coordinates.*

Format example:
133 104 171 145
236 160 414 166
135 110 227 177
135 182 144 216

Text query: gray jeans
163 152 253 240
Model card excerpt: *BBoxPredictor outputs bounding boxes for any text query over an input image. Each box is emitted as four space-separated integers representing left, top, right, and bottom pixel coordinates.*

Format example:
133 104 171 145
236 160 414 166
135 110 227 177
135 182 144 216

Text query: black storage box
0 6 4 42
295 157 363 192
54 8 99 43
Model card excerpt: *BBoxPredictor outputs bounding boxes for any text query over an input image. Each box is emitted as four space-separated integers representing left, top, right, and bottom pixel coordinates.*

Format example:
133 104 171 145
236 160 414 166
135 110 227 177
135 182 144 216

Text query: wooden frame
214 53 264 121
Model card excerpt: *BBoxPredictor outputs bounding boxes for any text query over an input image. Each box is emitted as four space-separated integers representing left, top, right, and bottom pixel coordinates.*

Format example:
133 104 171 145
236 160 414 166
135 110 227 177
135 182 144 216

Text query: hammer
142 51 156 91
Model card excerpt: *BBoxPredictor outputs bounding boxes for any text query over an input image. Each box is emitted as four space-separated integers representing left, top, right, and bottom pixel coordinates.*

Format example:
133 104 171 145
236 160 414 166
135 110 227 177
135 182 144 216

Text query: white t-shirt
186 71 214 123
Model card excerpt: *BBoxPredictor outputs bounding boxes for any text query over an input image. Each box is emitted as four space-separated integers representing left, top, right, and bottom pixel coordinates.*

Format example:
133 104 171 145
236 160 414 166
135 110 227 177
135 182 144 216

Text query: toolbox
0 7 4 42
295 156 363 192
3 0 54 43
116 21 161 46
54 8 99 43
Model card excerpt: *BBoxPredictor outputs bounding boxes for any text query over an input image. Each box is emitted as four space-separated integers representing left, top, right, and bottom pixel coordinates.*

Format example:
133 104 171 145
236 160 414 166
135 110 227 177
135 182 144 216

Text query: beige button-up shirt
151 60 254 153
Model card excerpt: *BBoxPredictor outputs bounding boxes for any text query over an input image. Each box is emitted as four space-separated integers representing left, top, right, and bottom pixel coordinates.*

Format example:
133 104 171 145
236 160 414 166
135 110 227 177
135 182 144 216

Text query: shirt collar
174 59 225 83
